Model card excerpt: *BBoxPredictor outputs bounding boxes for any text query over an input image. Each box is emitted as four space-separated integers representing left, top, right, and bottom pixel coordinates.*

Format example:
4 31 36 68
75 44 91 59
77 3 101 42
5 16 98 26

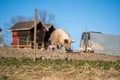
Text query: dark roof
10 21 34 30
45 24 56 30
10 21 48 31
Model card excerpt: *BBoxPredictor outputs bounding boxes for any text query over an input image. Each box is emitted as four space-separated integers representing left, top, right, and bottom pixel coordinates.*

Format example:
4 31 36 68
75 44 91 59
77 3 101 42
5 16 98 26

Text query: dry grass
0 57 120 80
0 47 120 80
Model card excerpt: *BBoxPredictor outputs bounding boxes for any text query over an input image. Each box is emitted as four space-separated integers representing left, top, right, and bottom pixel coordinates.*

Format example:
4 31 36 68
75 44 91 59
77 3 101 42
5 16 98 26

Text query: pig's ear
71 40 75 43
64 39 69 44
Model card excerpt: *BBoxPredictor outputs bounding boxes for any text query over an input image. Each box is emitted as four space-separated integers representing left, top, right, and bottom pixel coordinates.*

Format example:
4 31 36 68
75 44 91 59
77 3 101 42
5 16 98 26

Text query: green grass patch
0 57 120 71
0 75 9 80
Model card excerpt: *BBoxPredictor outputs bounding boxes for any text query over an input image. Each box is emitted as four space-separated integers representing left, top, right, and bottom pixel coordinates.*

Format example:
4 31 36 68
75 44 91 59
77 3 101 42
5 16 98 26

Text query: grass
0 75 9 80
0 57 120 71
0 57 120 80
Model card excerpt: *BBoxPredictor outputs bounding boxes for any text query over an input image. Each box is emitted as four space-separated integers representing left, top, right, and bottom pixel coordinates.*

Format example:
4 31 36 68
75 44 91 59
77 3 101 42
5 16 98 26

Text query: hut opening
44 24 56 48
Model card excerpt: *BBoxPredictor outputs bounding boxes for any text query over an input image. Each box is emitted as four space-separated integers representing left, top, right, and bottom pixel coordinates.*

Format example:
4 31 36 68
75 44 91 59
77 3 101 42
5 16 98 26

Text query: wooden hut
10 21 56 48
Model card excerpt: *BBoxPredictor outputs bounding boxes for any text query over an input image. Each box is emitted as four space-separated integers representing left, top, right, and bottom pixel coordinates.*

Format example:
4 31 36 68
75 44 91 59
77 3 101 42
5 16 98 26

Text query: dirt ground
0 47 120 80
0 47 120 62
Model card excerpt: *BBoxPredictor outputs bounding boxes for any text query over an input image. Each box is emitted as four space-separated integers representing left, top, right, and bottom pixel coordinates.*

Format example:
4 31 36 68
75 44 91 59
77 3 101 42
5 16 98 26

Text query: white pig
49 29 75 51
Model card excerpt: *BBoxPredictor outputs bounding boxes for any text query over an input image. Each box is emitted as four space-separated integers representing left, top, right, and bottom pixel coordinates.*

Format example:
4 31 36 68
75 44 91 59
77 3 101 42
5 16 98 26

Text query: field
0 47 120 80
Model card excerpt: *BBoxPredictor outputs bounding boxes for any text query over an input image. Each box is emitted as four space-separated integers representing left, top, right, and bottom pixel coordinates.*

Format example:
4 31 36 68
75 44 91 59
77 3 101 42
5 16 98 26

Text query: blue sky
0 0 120 49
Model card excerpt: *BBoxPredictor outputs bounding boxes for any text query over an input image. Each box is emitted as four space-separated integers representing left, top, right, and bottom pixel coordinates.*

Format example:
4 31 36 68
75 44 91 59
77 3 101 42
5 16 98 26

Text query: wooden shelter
10 21 56 48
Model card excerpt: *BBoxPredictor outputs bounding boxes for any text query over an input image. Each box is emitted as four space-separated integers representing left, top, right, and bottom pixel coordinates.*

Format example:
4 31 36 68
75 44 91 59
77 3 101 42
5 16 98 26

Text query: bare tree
38 10 55 24
10 16 33 25
47 14 55 24
3 22 11 46
10 10 55 25
3 16 33 46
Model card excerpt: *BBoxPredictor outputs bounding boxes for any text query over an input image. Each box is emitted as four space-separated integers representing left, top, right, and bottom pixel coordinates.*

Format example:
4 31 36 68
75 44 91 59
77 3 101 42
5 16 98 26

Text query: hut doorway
44 25 56 48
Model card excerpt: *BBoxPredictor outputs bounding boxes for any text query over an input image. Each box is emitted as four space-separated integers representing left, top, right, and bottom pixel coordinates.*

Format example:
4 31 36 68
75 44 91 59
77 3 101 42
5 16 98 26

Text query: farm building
79 32 120 56
0 27 3 46
10 21 56 48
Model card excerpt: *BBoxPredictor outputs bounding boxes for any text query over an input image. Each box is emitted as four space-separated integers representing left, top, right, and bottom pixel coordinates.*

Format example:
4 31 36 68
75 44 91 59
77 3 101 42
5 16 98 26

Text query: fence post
27 36 28 47
33 9 37 61
17 37 19 48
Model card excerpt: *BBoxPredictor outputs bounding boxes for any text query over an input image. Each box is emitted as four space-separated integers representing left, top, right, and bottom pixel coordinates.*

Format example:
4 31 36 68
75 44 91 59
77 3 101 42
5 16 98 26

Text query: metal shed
79 32 120 56
0 27 3 46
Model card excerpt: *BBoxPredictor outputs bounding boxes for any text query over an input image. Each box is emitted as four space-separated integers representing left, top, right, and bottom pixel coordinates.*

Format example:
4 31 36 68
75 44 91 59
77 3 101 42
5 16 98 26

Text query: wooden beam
33 9 37 61
27 36 28 48
17 37 19 48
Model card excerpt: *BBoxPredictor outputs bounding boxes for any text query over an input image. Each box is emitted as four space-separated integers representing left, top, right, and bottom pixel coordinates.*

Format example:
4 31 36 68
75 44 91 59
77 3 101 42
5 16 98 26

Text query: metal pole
33 9 37 61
